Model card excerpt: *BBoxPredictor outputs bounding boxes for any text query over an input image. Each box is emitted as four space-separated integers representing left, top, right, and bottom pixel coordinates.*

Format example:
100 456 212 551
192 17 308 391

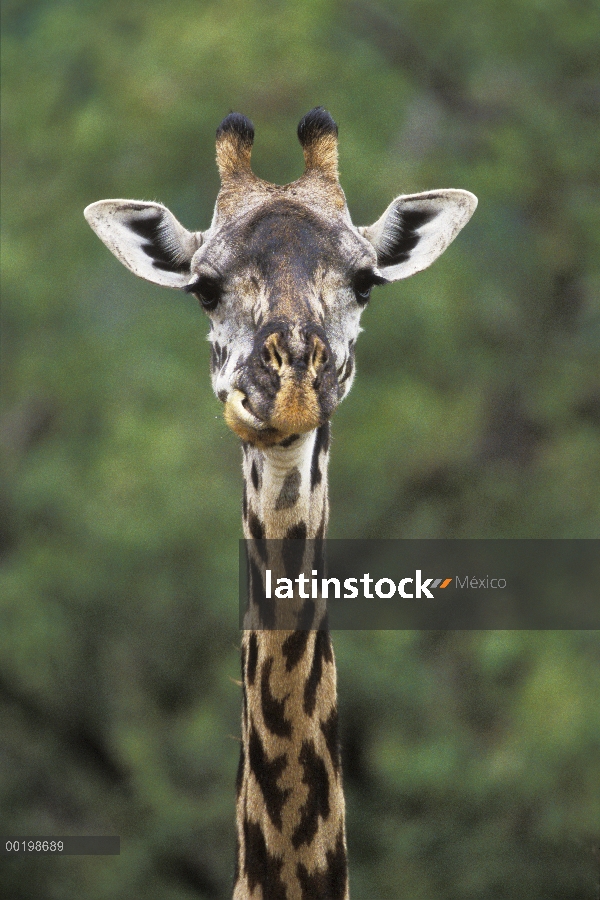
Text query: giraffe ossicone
85 107 477 899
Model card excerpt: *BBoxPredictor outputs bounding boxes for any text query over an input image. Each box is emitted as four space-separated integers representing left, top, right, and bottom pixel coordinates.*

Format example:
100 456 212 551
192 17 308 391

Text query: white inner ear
360 189 477 281
84 200 203 289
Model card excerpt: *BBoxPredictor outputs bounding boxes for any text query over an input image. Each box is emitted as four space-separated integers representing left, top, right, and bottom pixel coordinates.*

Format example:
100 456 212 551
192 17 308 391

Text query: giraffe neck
234 424 349 900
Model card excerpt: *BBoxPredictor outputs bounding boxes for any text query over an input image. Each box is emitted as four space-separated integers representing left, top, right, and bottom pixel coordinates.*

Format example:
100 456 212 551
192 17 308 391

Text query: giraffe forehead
207 198 370 284
246 210 334 275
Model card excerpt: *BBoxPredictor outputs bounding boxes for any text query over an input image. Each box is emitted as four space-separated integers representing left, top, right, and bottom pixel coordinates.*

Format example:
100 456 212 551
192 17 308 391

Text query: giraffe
84 107 477 899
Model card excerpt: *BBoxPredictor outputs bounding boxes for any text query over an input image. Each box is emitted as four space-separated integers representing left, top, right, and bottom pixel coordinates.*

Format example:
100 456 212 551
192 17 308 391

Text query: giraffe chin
224 388 324 448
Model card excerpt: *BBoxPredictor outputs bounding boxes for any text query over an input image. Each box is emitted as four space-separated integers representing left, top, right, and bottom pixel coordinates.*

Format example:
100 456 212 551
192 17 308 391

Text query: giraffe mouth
223 321 338 447
224 390 283 447
224 386 324 447
225 390 265 431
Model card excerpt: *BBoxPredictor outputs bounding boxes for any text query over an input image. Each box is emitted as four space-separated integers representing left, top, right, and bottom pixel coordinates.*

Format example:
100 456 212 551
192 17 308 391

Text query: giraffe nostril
310 337 328 371
262 335 284 370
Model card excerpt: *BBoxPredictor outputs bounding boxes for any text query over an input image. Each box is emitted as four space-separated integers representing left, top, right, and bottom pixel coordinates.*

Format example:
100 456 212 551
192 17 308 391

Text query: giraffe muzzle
224 323 338 446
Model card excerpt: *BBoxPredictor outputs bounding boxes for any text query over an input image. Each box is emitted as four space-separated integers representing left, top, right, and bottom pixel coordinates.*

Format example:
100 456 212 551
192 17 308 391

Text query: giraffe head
85 108 476 448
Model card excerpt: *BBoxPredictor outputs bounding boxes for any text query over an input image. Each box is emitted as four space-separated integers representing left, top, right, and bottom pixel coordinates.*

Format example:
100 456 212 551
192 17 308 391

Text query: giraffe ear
84 200 203 289
359 189 477 281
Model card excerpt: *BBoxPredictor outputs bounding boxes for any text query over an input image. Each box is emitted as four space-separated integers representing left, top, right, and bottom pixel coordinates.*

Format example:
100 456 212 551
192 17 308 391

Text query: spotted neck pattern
234 423 348 900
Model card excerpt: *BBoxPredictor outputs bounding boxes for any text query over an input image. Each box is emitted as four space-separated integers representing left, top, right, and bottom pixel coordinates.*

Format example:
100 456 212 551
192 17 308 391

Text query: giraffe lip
224 389 266 431
224 390 288 447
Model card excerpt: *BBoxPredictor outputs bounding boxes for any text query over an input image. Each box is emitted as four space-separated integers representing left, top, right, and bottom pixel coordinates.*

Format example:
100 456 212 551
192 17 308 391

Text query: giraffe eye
353 269 385 304
354 282 371 302
184 275 222 310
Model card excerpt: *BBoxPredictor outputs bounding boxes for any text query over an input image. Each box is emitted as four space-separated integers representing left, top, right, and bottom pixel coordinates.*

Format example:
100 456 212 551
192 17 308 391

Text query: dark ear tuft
297 107 338 148
127 212 189 273
377 208 439 267
216 112 255 148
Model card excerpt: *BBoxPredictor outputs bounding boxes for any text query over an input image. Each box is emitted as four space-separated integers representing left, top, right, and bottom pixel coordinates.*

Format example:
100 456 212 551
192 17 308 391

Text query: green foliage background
1 1 599 897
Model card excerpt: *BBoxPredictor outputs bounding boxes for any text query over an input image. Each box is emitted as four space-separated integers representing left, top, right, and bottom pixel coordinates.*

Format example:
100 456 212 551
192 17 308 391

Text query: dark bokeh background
1 1 599 897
